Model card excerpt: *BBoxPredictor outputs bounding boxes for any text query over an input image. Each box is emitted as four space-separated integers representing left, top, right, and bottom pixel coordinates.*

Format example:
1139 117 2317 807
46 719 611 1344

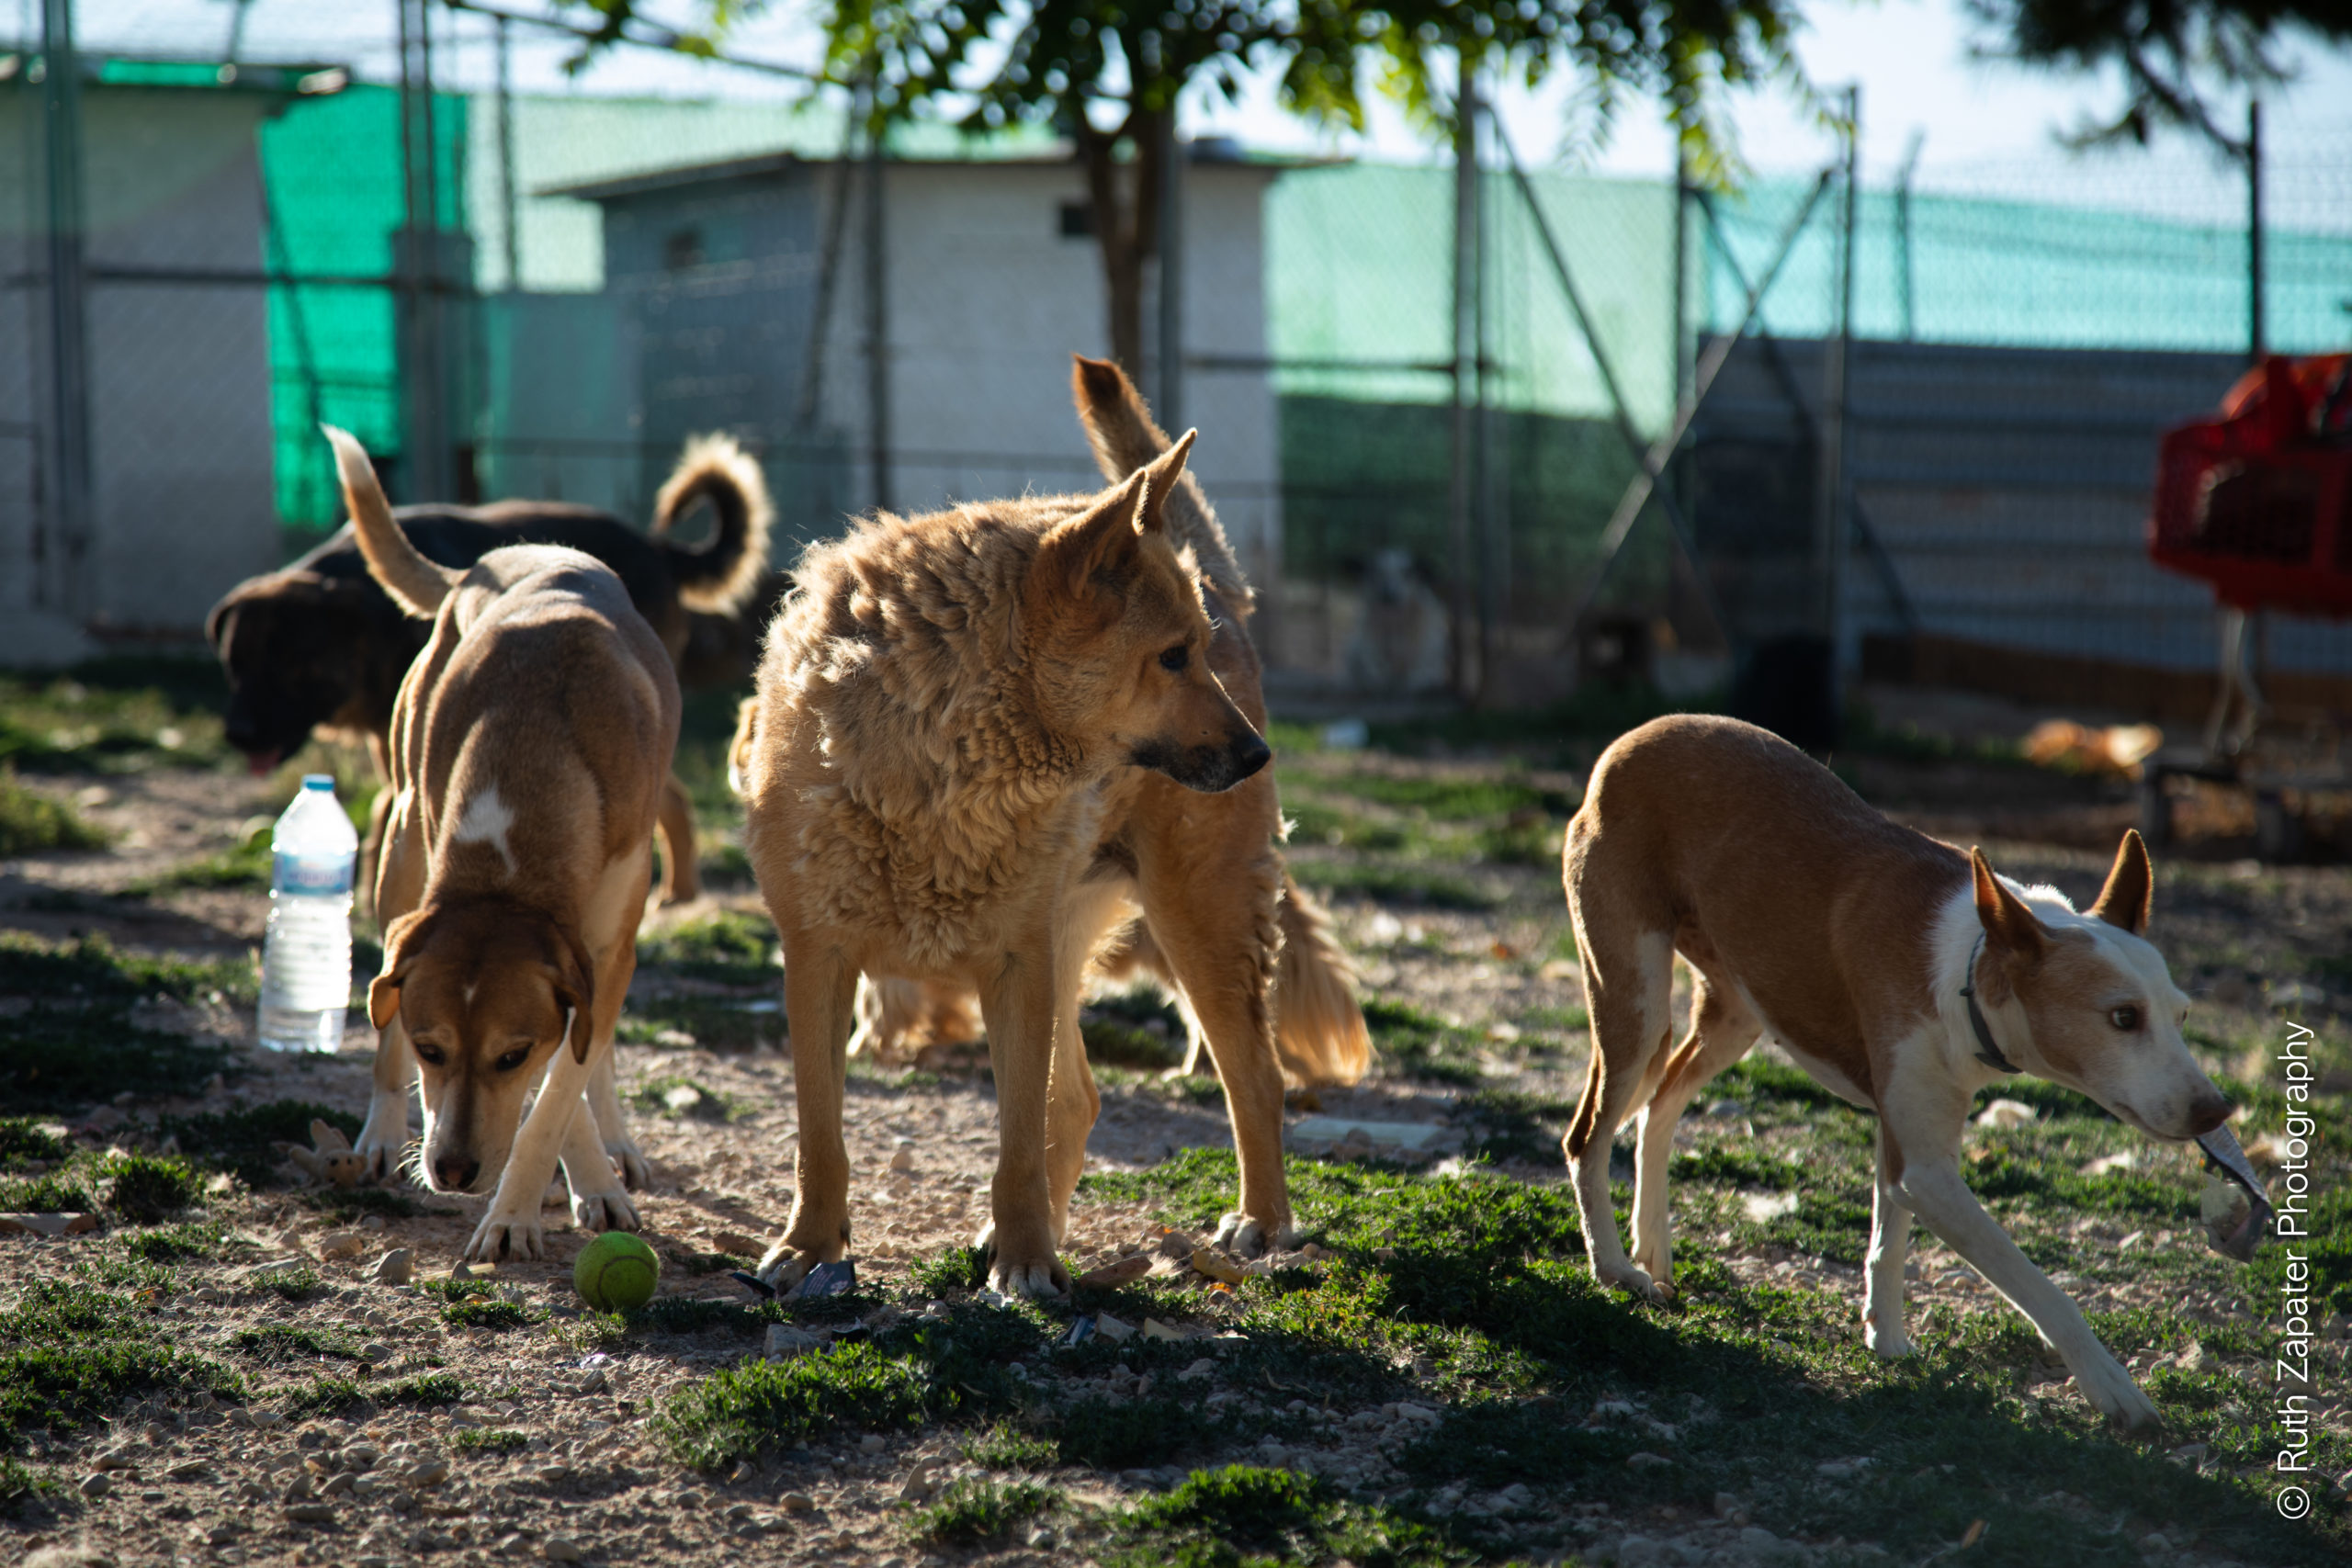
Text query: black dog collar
1958 932 2022 1075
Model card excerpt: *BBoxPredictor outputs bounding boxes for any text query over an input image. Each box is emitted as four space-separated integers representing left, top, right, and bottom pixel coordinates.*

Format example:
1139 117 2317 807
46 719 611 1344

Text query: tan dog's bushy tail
1069 355 1253 616
1103 871 1372 1089
651 434 774 615
1272 873 1371 1086
325 425 458 618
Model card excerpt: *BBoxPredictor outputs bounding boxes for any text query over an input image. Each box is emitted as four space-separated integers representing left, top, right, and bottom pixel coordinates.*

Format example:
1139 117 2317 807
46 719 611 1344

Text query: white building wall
820 158 1281 601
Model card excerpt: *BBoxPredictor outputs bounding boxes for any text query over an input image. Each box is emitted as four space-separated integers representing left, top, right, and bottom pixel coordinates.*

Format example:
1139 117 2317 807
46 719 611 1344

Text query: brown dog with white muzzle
325 427 681 1261
1563 714 2233 1430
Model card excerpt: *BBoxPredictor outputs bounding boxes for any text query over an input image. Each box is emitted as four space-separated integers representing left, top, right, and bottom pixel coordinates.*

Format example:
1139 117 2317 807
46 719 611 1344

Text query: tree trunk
1078 105 1165 374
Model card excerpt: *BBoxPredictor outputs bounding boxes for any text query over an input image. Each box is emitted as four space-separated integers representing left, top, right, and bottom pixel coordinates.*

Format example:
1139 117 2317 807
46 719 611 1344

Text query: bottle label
275 852 355 897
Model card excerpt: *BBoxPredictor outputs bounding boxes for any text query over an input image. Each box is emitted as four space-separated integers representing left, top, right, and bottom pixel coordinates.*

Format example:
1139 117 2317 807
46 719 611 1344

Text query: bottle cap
302 774 335 792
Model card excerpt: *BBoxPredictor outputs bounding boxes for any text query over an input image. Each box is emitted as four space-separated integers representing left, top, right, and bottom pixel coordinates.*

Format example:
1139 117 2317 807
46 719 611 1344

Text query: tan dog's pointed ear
550 924 597 1064
1033 465 1151 600
1135 430 1195 536
368 909 437 1031
1971 847 2047 964
2089 829 2154 935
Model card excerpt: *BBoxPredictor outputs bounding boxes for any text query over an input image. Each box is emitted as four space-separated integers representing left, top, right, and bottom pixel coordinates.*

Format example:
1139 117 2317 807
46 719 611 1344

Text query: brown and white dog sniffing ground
1562 714 2233 1429
325 427 681 1260
739 359 1363 1298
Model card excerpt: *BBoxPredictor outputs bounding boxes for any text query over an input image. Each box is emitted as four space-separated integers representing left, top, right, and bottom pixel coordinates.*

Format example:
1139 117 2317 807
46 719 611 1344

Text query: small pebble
778 1492 814 1513
79 1472 112 1498
371 1248 414 1286
888 1148 914 1172
543 1539 583 1563
858 1434 886 1455
285 1502 335 1524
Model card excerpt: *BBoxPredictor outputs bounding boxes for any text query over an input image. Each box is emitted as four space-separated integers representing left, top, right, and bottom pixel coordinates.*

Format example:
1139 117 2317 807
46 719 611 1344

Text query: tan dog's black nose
1230 732 1271 781
434 1154 481 1191
2189 1095 2234 1136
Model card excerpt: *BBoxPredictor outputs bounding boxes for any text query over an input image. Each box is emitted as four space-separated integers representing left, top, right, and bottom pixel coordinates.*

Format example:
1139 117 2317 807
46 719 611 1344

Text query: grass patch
636 910 776 987
962 1421 1057 1472
231 1325 364 1365
0 769 106 855
1305 772 1570 822
1052 1394 1207 1469
910 1245 988 1297
126 824 271 896
260 1267 323 1302
0 1117 72 1168
654 1342 931 1470
160 1100 363 1190
0 1280 240 1438
100 1153 201 1223
451 1427 530 1454
903 1476 1057 1544
441 1298 535 1332
1361 999 1485 1087
118 1221 227 1264
280 1377 371 1418
0 660 230 774
627 1075 748 1122
378 1372 466 1407
1106 1465 1472 1568
0 1172 96 1212
0 933 248 1114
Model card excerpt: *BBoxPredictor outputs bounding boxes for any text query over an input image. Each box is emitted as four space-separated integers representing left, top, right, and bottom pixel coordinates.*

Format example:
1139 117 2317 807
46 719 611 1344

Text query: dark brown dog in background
205 437 772 904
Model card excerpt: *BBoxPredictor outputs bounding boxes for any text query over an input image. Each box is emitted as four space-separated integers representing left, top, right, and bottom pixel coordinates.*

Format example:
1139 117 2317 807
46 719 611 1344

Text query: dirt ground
3 672 2349 1568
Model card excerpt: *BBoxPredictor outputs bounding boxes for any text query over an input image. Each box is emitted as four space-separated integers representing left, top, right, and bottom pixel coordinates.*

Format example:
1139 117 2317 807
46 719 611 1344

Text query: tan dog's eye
2109 1006 2142 1032
413 1040 447 1066
1159 645 1188 673
493 1047 531 1072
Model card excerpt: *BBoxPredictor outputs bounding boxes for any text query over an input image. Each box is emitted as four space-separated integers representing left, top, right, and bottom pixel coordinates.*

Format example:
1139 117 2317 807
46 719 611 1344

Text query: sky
56 0 2352 222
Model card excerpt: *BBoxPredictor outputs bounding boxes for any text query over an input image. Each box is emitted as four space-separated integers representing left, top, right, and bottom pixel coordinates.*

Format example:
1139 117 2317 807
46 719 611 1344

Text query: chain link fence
5 1 2349 728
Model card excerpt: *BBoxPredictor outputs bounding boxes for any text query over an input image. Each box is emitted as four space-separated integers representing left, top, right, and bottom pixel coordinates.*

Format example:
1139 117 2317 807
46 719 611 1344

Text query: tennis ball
573 1231 660 1312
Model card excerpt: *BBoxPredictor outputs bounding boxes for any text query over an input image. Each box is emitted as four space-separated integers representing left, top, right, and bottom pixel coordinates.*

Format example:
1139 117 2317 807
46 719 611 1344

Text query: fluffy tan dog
741 360 1360 1296
326 428 680 1261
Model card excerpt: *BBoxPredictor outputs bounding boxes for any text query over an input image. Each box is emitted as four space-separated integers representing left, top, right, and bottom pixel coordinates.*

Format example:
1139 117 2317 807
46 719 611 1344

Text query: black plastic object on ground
1730 635 1838 752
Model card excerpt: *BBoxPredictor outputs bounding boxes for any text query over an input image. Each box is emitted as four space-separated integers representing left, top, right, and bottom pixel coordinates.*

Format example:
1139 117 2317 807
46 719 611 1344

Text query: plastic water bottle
256 774 359 1053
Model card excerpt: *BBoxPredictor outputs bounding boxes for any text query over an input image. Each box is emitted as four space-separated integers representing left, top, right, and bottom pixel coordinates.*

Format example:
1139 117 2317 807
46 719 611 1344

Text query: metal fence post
1156 114 1183 433
1816 85 1859 678
1448 57 1482 702
2247 98 2264 364
864 121 891 515
40 0 92 618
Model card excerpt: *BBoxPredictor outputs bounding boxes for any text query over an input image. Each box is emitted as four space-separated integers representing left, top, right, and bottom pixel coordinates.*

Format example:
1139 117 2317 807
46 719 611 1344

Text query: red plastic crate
2147 355 2352 618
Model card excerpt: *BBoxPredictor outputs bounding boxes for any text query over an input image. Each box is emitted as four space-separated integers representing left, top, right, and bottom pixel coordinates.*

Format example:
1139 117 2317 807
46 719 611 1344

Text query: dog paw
604 1135 651 1190
2075 1355 2162 1432
988 1251 1070 1300
464 1211 546 1262
1596 1260 1670 1303
1211 1210 1295 1258
1864 1320 1914 1359
354 1100 410 1183
571 1187 640 1235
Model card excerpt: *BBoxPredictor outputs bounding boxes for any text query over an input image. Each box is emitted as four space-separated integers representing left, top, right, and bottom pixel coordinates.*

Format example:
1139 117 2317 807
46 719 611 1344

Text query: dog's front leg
1895 1155 2158 1430
356 1024 415 1183
756 943 858 1294
1864 1121 1913 1358
585 1047 650 1190
560 1081 642 1236
464 1046 594 1262
977 942 1070 1299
